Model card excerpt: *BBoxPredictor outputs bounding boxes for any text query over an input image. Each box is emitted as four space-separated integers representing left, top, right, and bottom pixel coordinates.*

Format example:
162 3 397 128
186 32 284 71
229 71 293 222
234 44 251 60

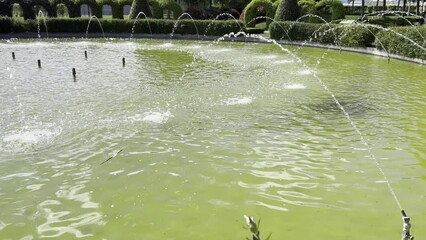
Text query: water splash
225 96 253 105
85 16 105 39
202 13 244 40
37 10 49 39
284 83 306 89
1 126 62 153
129 111 173 124
130 11 153 39
170 13 200 40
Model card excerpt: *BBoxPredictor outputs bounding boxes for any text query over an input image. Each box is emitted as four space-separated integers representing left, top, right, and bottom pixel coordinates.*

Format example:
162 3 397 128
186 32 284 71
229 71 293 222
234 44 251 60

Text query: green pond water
0 39 425 239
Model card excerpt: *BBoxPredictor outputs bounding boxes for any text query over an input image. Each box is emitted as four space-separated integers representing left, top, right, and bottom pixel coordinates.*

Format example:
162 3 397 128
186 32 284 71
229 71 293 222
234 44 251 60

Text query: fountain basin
0 39 425 239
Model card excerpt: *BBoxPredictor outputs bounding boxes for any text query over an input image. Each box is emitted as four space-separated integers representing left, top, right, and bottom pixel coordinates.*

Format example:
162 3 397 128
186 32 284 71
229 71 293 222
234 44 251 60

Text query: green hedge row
269 21 426 59
343 5 418 15
365 15 421 27
374 25 426 59
269 21 377 46
0 17 244 36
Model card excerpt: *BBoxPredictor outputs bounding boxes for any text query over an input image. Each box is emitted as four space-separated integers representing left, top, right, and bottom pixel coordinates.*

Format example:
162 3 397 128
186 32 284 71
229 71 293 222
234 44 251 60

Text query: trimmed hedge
315 0 345 21
365 15 421 27
0 17 244 36
269 21 378 47
269 21 426 60
146 0 162 18
158 0 182 19
274 0 300 21
374 25 426 59
129 0 152 18
243 0 274 27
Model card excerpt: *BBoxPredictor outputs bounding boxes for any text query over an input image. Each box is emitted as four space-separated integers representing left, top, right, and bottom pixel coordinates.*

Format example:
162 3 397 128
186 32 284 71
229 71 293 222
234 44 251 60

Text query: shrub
315 0 345 22
147 0 163 18
366 15 421 27
269 21 377 47
269 21 336 41
0 17 13 33
374 25 426 59
158 0 183 19
338 24 377 47
243 0 274 27
129 0 153 18
274 0 300 21
272 0 281 14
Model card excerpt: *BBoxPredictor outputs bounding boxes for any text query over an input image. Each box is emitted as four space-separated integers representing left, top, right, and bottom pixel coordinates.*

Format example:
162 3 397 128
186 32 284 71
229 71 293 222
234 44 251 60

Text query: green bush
337 24 378 47
315 0 345 21
269 21 336 42
272 0 281 13
158 0 183 19
274 0 300 21
374 25 426 59
129 0 153 18
298 0 315 15
51 0 80 18
243 0 274 27
0 17 13 32
269 21 378 47
366 15 421 27
147 0 163 18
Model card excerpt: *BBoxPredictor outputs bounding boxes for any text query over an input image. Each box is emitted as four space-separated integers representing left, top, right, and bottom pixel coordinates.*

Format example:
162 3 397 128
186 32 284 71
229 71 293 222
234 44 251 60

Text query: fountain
0 22 425 240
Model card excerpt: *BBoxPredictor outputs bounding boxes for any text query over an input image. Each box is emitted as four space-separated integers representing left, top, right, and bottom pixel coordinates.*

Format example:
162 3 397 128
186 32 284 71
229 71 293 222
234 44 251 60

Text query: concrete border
1 32 424 65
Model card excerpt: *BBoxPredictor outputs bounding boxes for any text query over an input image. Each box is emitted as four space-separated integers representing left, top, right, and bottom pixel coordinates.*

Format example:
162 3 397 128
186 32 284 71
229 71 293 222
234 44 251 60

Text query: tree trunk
416 0 420 14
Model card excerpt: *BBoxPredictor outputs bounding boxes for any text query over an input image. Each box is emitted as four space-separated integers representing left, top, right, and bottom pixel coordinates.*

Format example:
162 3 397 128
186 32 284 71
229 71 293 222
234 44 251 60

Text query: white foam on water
297 69 313 75
159 43 174 48
257 54 277 60
209 48 232 53
129 111 173 124
272 59 293 64
225 97 253 105
0 220 9 231
109 170 125 175
127 169 145 176
284 83 306 90
1 126 62 153
168 172 180 177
